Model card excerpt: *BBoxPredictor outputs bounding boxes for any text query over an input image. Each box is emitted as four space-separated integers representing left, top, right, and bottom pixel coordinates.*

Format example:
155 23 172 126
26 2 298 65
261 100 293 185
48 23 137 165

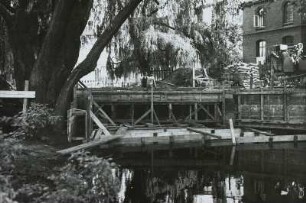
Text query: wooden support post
199 104 215 120
222 89 226 125
89 111 111 136
131 103 135 126
283 92 288 121
189 105 192 120
229 119 236 145
168 103 173 120
67 109 73 142
153 110 161 127
217 105 222 117
260 91 264 121
237 95 241 121
194 103 198 121
22 80 29 114
93 101 116 126
86 93 93 141
111 104 116 120
134 109 151 125
151 84 154 124
85 111 88 141
214 103 218 121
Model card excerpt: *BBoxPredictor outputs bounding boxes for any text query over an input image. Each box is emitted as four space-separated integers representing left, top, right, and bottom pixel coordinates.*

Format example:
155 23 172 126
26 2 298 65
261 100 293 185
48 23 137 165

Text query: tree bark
30 0 92 105
45 0 93 105
55 0 143 117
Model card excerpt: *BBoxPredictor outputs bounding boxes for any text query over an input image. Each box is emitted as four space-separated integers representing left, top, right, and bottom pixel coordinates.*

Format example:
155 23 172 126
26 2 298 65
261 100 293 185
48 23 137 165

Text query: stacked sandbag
223 63 262 89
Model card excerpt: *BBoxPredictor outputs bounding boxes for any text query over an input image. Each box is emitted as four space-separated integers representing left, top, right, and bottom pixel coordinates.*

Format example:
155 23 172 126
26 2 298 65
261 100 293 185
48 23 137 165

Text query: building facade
242 0 306 64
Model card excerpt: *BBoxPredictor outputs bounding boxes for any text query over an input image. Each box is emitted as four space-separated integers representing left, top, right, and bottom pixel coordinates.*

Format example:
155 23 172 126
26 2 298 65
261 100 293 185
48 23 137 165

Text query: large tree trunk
0 2 41 90
55 0 143 117
9 10 39 90
30 0 92 105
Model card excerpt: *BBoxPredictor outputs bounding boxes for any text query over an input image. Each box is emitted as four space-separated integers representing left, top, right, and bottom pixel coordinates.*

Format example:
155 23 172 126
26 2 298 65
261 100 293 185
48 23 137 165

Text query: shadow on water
97 142 306 203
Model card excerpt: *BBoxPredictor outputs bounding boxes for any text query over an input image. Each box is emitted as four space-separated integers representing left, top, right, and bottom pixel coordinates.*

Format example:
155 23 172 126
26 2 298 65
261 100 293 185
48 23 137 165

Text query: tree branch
153 21 176 30
55 0 143 115
0 2 14 26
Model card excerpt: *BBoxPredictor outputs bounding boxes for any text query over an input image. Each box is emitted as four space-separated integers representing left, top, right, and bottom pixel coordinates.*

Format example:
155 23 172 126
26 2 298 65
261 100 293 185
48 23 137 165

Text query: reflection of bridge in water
104 143 306 203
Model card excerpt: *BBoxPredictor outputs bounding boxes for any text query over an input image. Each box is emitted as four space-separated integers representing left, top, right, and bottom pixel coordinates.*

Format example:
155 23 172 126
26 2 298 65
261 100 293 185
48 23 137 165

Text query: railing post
22 80 29 114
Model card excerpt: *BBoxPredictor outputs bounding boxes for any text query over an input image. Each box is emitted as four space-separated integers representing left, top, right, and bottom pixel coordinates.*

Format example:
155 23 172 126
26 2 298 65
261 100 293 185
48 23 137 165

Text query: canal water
99 143 306 203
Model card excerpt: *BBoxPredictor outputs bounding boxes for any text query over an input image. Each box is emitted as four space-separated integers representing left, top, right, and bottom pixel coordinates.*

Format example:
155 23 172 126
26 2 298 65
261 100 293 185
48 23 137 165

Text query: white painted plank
0 91 35 98
89 111 111 136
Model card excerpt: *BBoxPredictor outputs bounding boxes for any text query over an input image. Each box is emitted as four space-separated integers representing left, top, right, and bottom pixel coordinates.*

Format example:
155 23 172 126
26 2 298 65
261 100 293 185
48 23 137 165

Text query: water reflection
100 143 306 203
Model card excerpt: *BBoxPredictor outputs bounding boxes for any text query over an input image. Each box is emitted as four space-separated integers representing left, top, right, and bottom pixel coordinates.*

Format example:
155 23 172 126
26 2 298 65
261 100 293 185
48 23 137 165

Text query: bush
9 103 60 139
37 151 120 203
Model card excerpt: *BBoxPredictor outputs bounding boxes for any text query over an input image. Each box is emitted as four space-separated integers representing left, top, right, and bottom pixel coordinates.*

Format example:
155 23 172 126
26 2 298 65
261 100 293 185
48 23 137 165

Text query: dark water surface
99 143 306 203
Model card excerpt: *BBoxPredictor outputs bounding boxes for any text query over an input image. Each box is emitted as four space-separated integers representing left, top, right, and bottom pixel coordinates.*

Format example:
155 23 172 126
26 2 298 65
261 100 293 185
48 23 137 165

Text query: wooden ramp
57 135 123 155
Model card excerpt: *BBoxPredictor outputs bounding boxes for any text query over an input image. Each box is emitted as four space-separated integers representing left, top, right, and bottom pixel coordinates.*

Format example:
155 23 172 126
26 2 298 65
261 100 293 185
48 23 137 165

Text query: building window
284 2 293 24
256 40 266 57
282 36 294 45
254 7 266 28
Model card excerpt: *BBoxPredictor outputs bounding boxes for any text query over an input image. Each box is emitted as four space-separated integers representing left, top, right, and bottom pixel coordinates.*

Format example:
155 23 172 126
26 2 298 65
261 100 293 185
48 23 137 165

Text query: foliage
9 103 60 139
164 68 193 86
0 136 120 203
93 0 243 80
0 138 25 203
38 151 120 203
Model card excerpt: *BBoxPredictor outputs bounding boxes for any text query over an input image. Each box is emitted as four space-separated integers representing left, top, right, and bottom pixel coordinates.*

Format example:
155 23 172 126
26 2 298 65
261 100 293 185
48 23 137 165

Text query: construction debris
223 63 262 89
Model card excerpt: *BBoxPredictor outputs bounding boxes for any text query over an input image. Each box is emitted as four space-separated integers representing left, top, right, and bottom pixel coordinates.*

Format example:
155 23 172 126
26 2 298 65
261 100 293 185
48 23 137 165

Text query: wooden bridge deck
76 88 227 104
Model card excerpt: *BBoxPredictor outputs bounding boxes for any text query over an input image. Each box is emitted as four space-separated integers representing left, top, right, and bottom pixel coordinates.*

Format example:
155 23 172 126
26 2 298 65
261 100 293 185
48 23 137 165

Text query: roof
240 0 275 9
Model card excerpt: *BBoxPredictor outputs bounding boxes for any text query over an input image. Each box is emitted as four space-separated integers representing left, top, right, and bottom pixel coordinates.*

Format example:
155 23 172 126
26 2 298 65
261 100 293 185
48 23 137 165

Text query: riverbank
0 135 120 203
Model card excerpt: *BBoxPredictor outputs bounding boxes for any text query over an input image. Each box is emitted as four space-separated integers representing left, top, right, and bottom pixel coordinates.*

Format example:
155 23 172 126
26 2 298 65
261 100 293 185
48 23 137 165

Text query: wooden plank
151 85 154 124
222 89 226 125
131 103 134 126
237 124 306 131
0 91 35 98
187 127 222 139
93 101 116 126
284 92 288 121
22 80 29 113
235 91 284 95
89 111 111 136
134 109 151 125
153 110 161 127
246 127 274 136
260 93 264 121
194 103 198 121
57 134 123 155
237 134 306 144
87 94 93 141
199 104 215 120
237 95 241 120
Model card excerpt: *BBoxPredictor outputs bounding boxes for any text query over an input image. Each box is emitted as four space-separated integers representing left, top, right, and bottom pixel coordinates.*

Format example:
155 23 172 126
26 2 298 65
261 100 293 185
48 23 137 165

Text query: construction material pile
223 63 262 89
